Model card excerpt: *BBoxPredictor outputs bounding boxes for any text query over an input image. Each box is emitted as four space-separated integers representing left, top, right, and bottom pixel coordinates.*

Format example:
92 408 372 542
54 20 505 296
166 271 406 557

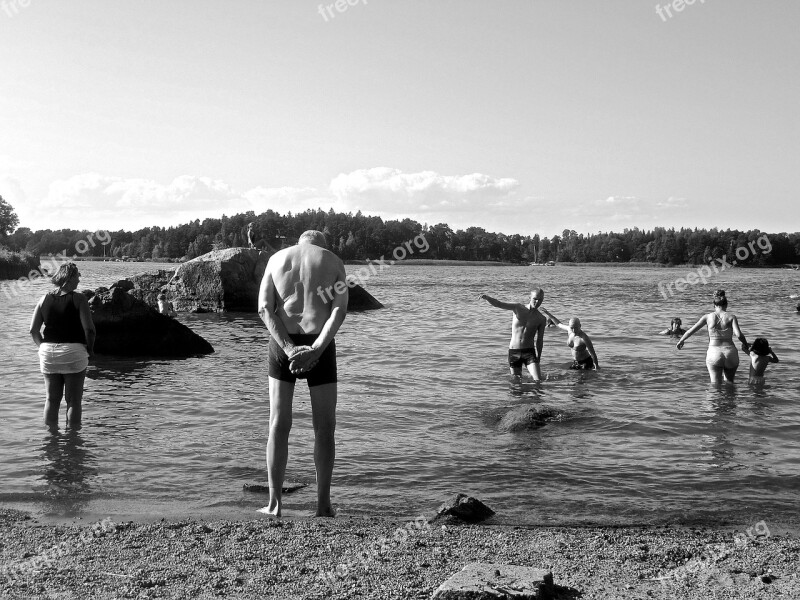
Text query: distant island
2 205 799 271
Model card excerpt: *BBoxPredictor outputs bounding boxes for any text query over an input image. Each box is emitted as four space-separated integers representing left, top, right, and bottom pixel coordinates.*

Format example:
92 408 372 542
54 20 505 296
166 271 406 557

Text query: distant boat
546 261 556 266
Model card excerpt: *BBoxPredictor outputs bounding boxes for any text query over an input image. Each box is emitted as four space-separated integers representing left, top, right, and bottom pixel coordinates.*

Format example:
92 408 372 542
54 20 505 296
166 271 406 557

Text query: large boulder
84 286 214 357
431 494 495 523
127 247 383 313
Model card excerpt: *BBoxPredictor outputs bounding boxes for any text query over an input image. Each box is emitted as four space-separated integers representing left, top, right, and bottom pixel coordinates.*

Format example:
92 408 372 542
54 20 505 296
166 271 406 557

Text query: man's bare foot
315 504 336 518
257 498 281 517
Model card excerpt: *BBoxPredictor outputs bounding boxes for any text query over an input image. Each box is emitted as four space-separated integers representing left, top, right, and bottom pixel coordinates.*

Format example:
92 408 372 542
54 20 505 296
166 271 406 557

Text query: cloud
328 168 520 214
244 186 338 214
34 173 252 230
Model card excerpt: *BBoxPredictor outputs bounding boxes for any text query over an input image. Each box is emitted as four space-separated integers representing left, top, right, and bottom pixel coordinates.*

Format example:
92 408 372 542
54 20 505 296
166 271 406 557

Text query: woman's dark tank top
42 292 86 344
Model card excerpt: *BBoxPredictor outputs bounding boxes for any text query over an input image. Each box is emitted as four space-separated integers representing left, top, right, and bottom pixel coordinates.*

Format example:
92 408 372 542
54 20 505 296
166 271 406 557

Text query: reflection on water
38 429 97 516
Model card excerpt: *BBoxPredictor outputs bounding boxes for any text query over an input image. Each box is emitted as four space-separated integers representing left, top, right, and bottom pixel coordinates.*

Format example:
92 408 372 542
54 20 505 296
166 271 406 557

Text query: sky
1 0 798 238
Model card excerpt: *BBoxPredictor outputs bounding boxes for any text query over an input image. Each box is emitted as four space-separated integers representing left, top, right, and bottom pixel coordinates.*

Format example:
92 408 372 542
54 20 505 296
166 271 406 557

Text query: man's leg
309 382 337 517
525 361 543 381
43 374 64 430
265 376 295 516
63 370 86 429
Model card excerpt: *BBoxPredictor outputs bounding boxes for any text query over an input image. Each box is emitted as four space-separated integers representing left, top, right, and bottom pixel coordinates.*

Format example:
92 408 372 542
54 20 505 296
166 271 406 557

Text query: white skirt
38 343 89 375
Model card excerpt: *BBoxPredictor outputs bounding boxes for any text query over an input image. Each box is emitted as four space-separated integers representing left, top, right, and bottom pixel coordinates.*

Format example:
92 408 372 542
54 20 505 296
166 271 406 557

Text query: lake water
1 262 799 527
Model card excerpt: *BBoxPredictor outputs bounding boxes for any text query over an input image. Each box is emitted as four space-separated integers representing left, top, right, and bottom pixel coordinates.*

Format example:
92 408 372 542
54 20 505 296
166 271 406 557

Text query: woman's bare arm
676 315 708 349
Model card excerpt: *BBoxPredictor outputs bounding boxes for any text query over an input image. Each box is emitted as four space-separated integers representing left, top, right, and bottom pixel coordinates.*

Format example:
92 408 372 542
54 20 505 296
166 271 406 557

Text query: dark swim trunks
508 347 539 369
268 334 337 387
570 355 595 370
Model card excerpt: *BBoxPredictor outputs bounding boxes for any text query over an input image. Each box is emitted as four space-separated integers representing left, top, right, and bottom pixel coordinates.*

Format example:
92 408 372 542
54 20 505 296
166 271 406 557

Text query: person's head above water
713 289 728 309
671 317 682 329
569 317 582 331
529 288 544 308
298 230 328 249
750 337 771 356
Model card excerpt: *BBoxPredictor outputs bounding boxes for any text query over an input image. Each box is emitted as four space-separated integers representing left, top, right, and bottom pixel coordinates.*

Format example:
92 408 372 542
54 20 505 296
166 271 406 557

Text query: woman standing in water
676 289 749 384
30 262 95 429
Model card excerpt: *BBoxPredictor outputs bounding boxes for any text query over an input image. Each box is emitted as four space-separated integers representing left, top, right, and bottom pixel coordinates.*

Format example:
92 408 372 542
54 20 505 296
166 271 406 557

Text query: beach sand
1 509 798 599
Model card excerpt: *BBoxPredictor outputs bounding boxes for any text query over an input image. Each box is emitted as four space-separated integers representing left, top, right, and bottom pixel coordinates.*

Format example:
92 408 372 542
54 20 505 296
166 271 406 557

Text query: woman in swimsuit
676 289 749 384
540 308 599 370
30 262 96 429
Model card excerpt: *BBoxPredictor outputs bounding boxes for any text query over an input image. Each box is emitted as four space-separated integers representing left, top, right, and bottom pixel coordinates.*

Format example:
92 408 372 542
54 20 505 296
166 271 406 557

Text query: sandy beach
1 509 798 599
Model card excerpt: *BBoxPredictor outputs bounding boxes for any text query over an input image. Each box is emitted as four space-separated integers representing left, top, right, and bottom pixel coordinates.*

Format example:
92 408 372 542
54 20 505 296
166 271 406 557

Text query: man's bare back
264 242 345 335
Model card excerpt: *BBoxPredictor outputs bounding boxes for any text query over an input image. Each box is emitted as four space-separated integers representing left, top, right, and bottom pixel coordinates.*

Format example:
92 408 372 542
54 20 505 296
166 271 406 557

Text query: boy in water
660 317 686 336
747 338 779 385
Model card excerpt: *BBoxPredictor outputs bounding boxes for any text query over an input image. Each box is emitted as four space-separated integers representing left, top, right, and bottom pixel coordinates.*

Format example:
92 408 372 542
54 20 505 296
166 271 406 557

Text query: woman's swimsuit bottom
268 333 337 387
706 316 739 370
570 355 595 370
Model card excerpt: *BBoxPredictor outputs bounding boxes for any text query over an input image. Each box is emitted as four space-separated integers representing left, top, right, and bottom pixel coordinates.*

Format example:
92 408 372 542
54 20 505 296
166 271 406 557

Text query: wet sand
1 509 799 599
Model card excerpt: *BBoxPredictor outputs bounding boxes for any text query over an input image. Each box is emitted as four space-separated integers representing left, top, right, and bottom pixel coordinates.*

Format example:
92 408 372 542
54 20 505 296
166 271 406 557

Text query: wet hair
713 289 728 308
50 262 79 288
569 317 581 329
530 287 544 308
750 338 771 356
671 317 682 327
299 230 328 249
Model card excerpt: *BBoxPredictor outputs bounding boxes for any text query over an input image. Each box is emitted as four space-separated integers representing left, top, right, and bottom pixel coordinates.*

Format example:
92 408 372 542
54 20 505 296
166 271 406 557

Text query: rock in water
432 494 495 523
85 287 214 357
498 405 562 432
126 247 384 313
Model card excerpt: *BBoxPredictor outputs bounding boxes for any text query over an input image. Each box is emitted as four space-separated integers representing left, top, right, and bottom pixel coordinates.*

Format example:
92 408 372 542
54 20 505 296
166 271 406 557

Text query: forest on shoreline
2 207 800 267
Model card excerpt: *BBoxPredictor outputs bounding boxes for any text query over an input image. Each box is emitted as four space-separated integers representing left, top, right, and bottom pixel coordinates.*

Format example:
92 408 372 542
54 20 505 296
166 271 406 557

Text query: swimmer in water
660 317 686 336
539 308 599 370
676 289 750 384
479 288 547 381
747 338 779 385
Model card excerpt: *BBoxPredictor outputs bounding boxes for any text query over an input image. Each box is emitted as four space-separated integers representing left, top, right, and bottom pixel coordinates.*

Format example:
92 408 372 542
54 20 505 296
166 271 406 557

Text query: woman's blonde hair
50 262 79 287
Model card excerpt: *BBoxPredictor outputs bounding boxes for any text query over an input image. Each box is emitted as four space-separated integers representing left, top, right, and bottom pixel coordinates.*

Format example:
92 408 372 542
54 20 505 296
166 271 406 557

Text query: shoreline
2 509 798 599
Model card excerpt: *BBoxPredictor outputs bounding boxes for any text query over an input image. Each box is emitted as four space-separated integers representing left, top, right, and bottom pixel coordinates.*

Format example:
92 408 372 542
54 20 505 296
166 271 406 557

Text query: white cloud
244 186 338 214
329 168 520 214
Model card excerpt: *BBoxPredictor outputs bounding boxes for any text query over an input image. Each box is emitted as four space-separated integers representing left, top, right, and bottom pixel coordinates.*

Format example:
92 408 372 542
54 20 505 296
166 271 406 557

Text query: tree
0 196 20 237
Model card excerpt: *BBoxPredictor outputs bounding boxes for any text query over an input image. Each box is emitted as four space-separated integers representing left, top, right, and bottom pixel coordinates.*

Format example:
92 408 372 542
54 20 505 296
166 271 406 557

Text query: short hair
672 317 682 327
50 262 79 287
750 338 770 356
530 288 544 307
569 317 581 329
298 230 328 249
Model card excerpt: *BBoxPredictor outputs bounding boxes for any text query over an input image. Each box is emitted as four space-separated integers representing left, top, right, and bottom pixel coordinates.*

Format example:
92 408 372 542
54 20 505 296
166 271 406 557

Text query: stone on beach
432 494 495 523
85 286 214 357
432 563 554 599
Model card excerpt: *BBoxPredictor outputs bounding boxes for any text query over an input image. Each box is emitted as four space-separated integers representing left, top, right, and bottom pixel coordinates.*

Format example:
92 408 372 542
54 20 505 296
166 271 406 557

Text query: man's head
529 288 544 309
569 317 581 331
671 317 682 330
298 230 328 249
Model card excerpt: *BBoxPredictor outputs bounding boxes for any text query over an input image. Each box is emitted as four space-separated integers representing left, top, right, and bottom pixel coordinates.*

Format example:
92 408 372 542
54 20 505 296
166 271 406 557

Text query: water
1 262 799 527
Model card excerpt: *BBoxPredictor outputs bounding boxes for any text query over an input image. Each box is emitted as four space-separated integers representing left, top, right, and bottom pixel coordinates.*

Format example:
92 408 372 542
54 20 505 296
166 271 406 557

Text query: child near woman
747 338 779 385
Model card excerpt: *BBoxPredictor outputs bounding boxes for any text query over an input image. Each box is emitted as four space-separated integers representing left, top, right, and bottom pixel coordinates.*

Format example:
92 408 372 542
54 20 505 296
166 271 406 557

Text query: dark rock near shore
124 247 384 313
432 494 495 523
84 286 214 357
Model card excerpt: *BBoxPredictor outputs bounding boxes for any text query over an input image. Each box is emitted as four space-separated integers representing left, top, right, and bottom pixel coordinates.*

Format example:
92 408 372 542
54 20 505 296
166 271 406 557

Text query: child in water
157 293 177 318
747 338 779 385
660 317 686 336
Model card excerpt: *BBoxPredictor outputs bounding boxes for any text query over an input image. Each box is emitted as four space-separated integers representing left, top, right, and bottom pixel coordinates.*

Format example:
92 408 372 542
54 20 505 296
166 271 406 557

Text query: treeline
2 209 799 266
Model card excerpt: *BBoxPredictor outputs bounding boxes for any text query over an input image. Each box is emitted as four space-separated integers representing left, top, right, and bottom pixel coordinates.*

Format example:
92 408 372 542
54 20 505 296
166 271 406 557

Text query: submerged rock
84 286 213 357
497 405 563 432
432 494 495 523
